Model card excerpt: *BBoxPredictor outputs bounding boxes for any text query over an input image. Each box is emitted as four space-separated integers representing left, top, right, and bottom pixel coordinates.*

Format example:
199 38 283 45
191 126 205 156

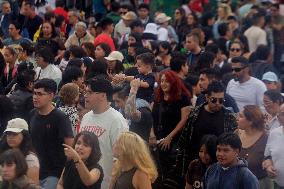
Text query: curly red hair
155 70 191 103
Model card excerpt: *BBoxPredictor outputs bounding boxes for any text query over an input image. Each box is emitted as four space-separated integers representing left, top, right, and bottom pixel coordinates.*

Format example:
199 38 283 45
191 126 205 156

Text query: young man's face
138 8 149 19
199 74 210 93
216 144 239 167
33 88 54 109
206 92 224 112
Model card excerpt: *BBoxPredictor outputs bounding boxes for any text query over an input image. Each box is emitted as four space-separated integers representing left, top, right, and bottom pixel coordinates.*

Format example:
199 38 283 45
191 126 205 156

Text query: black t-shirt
135 73 155 103
152 95 190 142
186 159 207 189
189 107 224 161
63 161 103 189
129 107 152 141
29 108 73 179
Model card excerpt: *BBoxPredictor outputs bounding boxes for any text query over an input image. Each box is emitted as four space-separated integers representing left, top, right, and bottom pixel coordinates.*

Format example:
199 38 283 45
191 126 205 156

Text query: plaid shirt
176 103 237 176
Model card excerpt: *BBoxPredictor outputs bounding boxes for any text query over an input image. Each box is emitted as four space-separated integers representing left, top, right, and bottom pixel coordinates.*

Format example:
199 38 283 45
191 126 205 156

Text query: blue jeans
40 176 59 189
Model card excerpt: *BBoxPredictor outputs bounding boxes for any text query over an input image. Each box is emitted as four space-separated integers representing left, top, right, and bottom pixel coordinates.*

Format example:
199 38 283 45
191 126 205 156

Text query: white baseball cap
4 118 29 133
105 51 124 62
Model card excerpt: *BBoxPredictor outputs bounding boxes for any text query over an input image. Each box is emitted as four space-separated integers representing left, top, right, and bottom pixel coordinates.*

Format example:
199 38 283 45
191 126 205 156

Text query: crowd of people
0 0 284 188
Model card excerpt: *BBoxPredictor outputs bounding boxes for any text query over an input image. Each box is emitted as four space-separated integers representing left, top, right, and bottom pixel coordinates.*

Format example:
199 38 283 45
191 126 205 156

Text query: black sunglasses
230 48 241 52
232 66 246 72
209 97 224 104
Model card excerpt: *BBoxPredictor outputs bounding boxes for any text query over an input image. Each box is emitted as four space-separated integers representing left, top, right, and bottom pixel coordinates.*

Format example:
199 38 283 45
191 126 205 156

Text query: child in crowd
185 135 217 189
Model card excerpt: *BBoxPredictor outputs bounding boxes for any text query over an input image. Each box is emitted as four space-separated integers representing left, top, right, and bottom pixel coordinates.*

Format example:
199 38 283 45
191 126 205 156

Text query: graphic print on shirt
80 125 106 137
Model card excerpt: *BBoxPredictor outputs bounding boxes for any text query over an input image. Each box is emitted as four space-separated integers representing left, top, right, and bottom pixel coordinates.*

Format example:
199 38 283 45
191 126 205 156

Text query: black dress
62 160 103 189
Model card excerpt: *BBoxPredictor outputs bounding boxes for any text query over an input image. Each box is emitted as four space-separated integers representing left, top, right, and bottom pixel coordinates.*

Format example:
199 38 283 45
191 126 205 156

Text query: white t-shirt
226 77 267 111
35 64 62 86
80 107 128 189
265 126 284 186
26 152 40 168
244 26 267 52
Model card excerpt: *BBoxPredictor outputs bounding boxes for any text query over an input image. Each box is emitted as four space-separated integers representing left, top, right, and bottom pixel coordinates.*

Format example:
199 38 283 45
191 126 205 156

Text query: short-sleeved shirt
26 152 40 169
152 95 190 142
63 160 103 189
29 108 73 179
135 73 155 103
186 159 206 189
94 33 115 51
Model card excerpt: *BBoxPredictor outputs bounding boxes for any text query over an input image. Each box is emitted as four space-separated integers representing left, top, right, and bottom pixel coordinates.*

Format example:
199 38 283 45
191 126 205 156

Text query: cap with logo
4 118 29 133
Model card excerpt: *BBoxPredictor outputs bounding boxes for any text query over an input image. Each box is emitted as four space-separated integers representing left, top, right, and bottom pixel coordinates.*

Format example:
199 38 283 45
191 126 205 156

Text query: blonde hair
112 132 158 183
59 83 79 105
218 3 232 19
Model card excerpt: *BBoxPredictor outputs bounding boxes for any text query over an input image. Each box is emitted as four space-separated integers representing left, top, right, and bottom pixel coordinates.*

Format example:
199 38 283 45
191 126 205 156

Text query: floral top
59 106 79 135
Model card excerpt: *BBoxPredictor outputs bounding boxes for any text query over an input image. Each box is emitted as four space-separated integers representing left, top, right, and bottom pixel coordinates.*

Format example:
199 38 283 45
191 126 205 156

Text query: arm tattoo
125 92 141 122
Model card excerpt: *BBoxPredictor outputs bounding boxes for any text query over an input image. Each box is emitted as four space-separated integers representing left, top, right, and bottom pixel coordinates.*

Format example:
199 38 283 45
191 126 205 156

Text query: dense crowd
0 0 284 188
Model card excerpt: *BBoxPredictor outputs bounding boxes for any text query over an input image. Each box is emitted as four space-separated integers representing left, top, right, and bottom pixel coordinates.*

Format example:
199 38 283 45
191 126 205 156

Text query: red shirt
94 33 116 51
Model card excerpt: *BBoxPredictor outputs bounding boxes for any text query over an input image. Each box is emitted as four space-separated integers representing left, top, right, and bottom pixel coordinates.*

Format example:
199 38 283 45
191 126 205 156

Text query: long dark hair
73 131 102 166
0 130 35 157
0 149 28 179
39 21 58 39
199 135 217 164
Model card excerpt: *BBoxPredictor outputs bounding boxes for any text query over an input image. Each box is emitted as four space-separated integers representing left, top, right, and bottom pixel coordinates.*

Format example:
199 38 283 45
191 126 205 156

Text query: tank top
113 168 137 189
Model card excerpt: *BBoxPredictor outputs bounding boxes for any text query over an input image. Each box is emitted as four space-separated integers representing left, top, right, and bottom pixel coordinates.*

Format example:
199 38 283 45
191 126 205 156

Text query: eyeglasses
232 67 246 72
230 48 241 52
33 91 51 96
120 11 127 15
209 97 224 104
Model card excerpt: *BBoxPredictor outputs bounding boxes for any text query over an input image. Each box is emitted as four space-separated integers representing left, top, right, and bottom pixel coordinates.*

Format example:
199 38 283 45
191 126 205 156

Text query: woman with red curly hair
152 70 191 182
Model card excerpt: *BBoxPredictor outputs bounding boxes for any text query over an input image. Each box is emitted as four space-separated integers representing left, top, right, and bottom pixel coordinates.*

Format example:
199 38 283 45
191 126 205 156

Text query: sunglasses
232 67 246 72
230 48 241 52
209 97 224 104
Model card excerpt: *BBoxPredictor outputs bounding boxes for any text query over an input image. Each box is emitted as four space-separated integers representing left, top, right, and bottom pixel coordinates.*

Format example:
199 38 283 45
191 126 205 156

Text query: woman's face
2 162 16 181
6 132 24 148
218 7 226 19
159 46 168 56
3 48 16 65
107 60 116 70
88 25 96 37
160 74 171 93
187 14 195 25
80 63 87 76
95 45 105 59
175 9 181 20
229 43 242 58
237 111 251 130
199 144 212 165
74 135 92 161
128 36 136 46
42 22 52 37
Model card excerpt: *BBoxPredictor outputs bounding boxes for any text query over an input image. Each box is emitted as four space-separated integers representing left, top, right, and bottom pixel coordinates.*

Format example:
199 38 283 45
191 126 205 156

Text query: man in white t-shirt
244 12 267 52
80 78 128 189
226 56 267 111
35 47 62 86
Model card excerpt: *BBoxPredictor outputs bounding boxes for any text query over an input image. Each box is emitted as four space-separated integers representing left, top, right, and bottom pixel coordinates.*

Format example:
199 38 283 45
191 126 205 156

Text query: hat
4 118 29 133
143 23 158 35
121 11 137 21
155 13 171 24
87 78 113 95
262 72 278 82
105 51 124 62
75 21 87 29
